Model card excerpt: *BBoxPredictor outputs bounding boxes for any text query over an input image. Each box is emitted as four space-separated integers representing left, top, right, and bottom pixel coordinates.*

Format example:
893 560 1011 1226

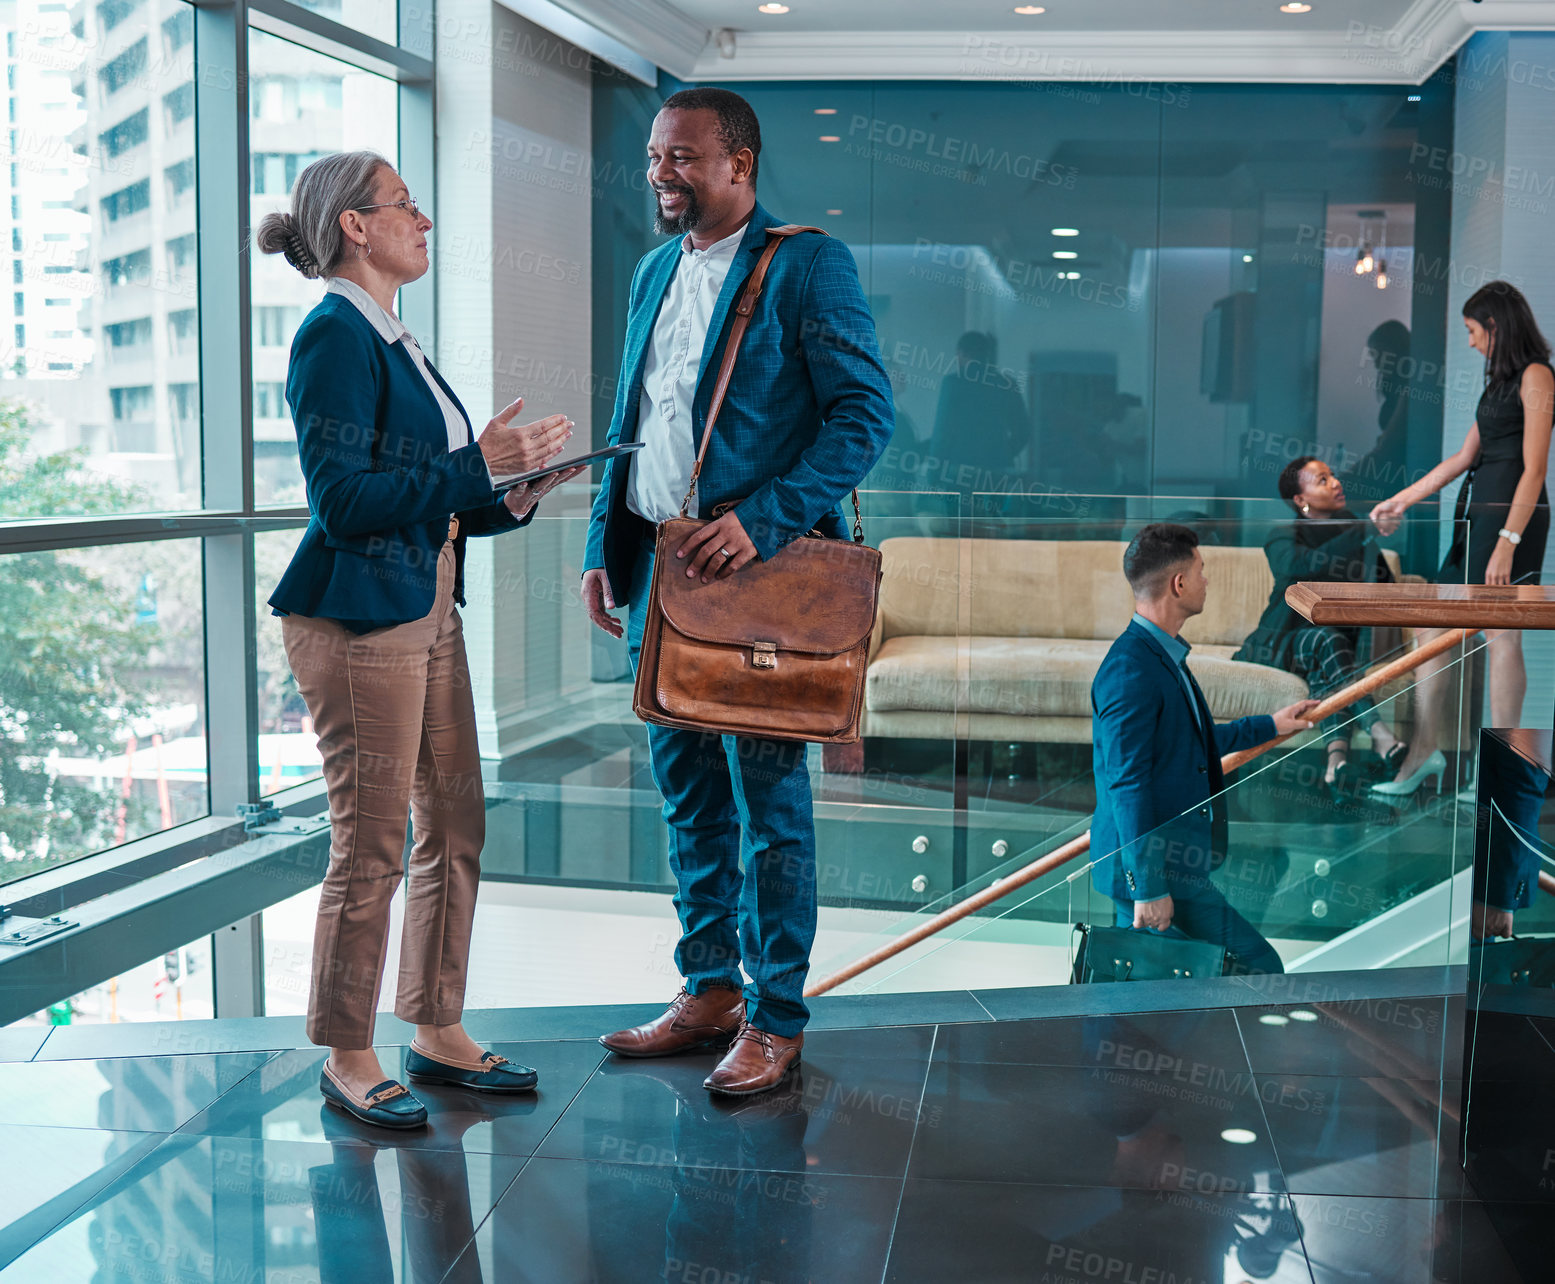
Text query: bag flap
655 518 881 656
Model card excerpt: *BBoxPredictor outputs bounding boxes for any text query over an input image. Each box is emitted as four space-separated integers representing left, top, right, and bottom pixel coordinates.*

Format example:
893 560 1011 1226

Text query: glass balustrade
7 485 1505 1025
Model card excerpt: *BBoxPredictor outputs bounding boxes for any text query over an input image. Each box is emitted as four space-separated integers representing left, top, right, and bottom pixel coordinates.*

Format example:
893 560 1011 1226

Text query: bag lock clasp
752 641 777 670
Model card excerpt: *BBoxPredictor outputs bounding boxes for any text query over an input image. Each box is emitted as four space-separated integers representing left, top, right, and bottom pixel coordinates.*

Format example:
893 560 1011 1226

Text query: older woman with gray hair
259 150 581 1128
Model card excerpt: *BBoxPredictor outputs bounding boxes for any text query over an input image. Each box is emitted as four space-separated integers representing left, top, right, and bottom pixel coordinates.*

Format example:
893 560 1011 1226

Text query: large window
0 532 207 887
0 0 424 953
248 29 398 506
1 2 197 518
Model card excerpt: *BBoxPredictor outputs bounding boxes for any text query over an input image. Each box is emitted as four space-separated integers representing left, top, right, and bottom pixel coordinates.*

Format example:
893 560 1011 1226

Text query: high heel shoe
1369 749 1447 799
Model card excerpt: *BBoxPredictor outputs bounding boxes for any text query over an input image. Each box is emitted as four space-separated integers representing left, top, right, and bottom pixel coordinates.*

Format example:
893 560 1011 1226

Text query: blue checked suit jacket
583 202 894 606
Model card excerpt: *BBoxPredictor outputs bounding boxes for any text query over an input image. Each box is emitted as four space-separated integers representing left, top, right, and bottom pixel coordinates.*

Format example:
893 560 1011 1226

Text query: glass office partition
593 76 1454 508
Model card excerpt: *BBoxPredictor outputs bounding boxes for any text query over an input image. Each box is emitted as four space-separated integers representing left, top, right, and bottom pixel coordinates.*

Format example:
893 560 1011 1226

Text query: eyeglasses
354 197 422 218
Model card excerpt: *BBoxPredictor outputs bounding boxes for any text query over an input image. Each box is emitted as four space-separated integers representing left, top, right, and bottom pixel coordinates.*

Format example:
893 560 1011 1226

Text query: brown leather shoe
599 986 744 1058
703 1021 803 1096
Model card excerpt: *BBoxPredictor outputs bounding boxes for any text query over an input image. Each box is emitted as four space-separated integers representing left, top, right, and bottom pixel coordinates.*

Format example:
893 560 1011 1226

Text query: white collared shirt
627 222 747 523
326 277 473 459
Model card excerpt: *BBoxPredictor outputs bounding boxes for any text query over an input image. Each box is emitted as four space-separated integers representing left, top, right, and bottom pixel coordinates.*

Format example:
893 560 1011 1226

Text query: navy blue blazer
583 202 894 606
269 292 524 633
1090 621 1276 905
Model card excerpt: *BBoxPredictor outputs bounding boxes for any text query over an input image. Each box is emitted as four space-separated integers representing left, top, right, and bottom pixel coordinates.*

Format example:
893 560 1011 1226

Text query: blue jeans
1112 886 1284 976
627 538 818 1037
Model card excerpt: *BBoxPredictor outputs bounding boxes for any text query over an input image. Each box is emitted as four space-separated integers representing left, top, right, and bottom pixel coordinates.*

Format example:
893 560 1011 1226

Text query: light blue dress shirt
1131 612 1204 737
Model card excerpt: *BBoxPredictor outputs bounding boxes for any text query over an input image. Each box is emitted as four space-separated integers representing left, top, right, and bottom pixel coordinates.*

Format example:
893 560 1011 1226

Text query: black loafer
405 1042 539 1093
319 1066 428 1130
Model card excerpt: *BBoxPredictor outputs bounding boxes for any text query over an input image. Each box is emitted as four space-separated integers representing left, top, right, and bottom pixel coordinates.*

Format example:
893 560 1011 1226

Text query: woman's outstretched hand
1369 495 1408 536
478 396 572 477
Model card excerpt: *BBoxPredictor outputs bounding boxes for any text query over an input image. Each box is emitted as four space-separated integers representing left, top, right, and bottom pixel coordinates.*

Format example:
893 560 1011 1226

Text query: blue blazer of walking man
1091 523 1318 976
581 88 893 1095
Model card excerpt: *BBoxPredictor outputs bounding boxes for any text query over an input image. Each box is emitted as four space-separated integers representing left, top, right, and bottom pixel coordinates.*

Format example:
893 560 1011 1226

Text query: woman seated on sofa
1234 456 1411 796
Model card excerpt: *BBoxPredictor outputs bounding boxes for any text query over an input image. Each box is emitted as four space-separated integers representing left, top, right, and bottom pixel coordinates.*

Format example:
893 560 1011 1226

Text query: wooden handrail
804 627 1471 998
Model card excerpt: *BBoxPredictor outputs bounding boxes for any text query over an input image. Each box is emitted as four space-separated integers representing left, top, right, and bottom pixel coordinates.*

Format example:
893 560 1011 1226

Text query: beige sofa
859 537 1417 746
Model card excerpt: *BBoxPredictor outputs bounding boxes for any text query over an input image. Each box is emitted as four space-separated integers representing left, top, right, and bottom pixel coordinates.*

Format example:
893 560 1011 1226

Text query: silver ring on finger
719 547 733 559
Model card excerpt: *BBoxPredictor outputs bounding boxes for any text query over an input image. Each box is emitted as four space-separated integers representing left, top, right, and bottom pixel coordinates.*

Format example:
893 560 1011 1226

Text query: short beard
653 187 704 236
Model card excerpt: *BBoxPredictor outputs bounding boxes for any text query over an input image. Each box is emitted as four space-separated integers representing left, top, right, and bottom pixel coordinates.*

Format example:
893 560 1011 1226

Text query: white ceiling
668 0 1420 36
552 0 1555 84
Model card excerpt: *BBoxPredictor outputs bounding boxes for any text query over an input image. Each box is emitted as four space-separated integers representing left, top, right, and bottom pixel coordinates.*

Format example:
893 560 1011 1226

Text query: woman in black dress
1372 280 1555 789
1236 457 1408 796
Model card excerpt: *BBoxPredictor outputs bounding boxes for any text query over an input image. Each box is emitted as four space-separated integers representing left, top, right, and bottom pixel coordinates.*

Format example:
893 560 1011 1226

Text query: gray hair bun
256 211 322 280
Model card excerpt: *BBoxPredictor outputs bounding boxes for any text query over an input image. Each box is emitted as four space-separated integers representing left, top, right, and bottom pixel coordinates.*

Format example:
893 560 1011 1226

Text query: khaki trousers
282 542 484 1050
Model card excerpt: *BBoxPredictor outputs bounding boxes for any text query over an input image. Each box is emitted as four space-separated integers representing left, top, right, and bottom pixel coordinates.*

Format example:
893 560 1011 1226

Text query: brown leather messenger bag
631 225 883 744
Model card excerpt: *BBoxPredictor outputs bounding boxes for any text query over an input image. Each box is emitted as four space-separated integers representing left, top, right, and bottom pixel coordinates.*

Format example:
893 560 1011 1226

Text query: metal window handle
911 835 930 854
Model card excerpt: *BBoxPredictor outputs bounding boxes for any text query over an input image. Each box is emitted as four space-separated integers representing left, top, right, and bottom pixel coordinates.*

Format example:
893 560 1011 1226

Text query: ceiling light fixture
1242 253 1254 262
818 135 840 143
757 3 789 13
826 208 843 215
1221 1128 1259 1145
1375 260 1389 290
1052 250 1077 259
1013 5 1047 13
1063 271 1081 279
1258 1014 1290 1026
814 108 837 115
1051 227 1079 236
1279 3 1312 13
1289 1010 1319 1022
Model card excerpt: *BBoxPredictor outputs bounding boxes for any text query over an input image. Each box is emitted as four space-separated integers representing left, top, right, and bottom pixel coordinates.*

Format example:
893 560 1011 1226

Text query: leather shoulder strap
679 225 828 518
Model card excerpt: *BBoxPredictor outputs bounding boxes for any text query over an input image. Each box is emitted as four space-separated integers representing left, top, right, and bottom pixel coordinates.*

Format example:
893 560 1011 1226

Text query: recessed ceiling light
818 135 840 143
814 108 837 115
1289 1009 1319 1022
1407 94 1422 102
1051 227 1079 236
1052 250 1077 259
1242 253 1254 263
1063 271 1081 279
757 3 789 13
826 208 843 215
1014 5 1046 13
1279 2 1312 12
1258 1014 1290 1026
1221 1128 1259 1145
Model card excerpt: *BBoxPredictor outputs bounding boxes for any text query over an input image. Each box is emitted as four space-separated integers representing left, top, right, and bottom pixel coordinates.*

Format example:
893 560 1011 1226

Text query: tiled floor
0 988 1534 1283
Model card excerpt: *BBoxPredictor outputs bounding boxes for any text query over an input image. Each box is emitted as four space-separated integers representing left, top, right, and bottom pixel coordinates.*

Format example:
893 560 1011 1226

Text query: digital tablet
491 440 644 491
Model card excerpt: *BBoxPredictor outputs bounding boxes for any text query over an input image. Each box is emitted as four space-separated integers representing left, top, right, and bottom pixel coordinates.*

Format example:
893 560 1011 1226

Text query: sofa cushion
877 537 1284 649
866 635 1310 722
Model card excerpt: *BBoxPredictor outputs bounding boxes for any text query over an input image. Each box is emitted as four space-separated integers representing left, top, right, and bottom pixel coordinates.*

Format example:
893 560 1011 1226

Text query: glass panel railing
808 552 1485 998
1463 730 1555 1268
219 484 1497 1019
